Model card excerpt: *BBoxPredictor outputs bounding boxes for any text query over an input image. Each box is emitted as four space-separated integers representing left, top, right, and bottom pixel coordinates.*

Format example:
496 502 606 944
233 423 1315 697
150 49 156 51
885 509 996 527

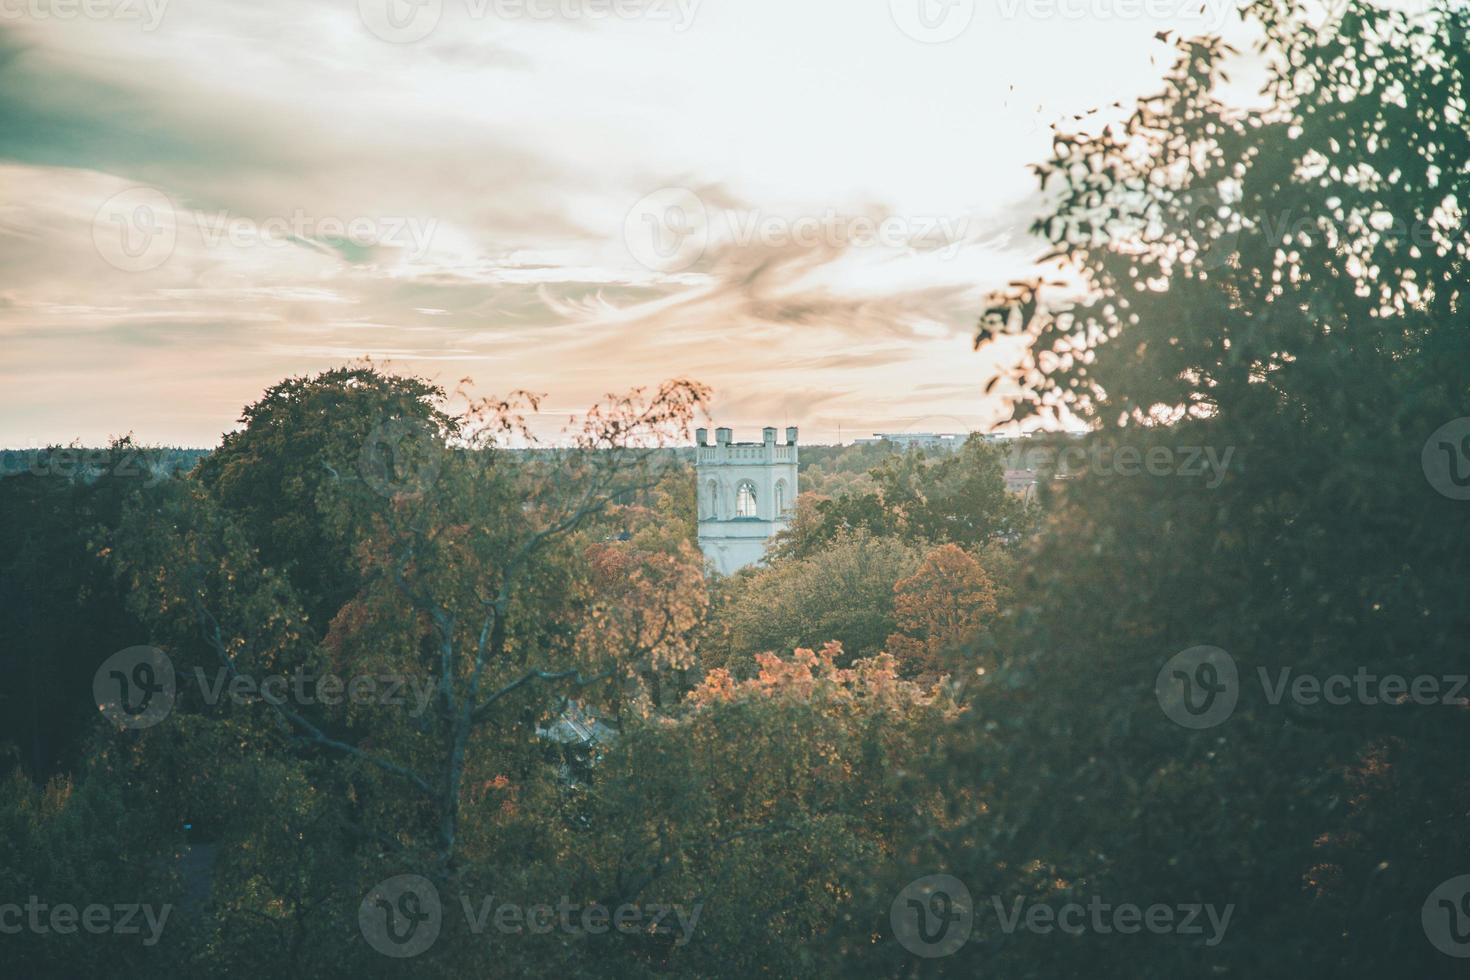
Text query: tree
0 763 184 976
871 3 1470 976
103 374 712 976
776 435 1028 559
0 437 172 778
573 538 709 712
713 530 923 673
885 543 998 678
192 364 454 634
589 643 958 976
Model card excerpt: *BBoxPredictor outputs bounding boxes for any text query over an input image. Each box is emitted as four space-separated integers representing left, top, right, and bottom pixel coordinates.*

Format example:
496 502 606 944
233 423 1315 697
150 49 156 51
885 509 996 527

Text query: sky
0 0 1250 447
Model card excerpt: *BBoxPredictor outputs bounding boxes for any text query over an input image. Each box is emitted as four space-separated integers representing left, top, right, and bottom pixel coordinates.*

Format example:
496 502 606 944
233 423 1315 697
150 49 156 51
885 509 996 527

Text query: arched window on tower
774 480 787 515
736 481 757 518
705 479 718 519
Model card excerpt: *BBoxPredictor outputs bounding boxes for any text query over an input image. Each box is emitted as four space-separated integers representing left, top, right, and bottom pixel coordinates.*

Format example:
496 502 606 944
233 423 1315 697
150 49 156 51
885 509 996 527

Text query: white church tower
695 425 798 576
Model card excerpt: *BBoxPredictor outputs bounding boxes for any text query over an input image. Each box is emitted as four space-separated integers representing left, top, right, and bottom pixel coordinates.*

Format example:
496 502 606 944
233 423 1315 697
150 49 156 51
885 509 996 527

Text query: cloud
0 0 1128 446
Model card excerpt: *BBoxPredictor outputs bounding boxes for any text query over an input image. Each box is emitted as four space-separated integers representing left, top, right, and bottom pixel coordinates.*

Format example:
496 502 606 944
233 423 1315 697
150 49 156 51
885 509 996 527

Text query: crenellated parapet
694 426 798 575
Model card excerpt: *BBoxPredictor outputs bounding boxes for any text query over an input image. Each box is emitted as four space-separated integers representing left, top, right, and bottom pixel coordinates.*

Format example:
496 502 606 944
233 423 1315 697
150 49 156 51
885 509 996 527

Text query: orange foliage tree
884 543 997 677
589 642 960 975
576 538 709 713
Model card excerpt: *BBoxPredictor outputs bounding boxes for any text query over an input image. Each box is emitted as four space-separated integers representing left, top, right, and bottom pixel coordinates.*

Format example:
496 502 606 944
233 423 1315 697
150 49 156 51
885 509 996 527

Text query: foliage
0 759 184 978
710 530 923 674
795 440 903 498
0 437 173 777
875 2 1470 976
192 363 454 633
590 644 958 977
774 435 1028 560
884 543 998 679
8 2 1466 975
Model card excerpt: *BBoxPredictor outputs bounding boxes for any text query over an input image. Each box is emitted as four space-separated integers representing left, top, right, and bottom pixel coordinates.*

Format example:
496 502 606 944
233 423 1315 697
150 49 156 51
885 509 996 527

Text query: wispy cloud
0 1 1214 444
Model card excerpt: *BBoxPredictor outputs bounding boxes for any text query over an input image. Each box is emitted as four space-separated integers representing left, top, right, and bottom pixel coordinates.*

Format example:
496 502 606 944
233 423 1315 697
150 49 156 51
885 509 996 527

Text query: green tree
193 364 454 634
776 435 1027 559
591 644 958 977
867 3 1470 976
102 375 714 976
715 530 922 672
0 437 173 778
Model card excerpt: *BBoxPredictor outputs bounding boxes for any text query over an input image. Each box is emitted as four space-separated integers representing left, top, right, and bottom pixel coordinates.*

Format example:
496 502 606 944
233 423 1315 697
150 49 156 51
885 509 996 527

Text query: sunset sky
0 0 1245 447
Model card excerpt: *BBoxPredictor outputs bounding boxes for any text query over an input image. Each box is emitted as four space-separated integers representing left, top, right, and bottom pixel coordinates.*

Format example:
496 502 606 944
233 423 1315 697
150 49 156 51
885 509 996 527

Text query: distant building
695 426 798 576
854 432 967 452
1003 467 1040 503
855 430 1045 502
